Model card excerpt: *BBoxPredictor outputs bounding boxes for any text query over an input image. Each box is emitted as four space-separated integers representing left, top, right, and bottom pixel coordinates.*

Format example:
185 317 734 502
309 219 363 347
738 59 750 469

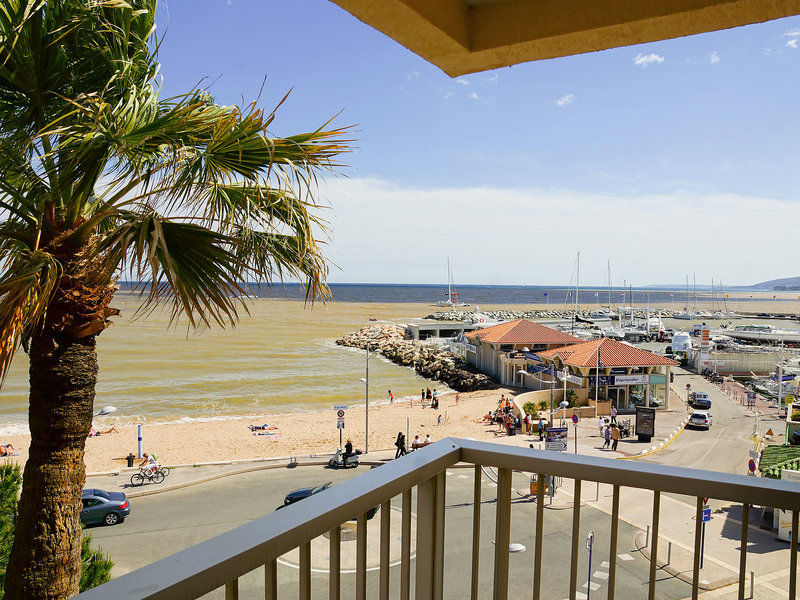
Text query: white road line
582 581 601 591
594 571 609 580
488 482 497 488
617 553 634 561
446 471 454 476
457 474 469 479
600 561 610 568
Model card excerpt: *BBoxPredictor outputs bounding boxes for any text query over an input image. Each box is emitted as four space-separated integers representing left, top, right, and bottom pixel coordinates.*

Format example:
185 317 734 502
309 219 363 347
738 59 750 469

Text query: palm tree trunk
5 334 98 600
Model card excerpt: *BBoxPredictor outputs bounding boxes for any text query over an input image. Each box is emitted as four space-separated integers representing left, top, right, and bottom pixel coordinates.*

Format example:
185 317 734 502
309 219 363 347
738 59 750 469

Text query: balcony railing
78 438 800 600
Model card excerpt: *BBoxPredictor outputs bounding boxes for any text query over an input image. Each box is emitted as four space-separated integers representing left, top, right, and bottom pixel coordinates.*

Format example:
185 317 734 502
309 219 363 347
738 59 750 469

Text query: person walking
610 405 618 424
603 425 611 449
611 424 620 451
388 389 394 404
597 416 605 436
395 432 407 458
537 419 545 441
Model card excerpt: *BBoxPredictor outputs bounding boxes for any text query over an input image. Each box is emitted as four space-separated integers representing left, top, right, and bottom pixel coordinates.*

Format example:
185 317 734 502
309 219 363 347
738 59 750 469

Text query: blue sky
156 2 800 287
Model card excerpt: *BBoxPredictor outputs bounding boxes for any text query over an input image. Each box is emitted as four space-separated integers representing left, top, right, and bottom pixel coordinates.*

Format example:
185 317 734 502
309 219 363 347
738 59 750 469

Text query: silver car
688 411 712 429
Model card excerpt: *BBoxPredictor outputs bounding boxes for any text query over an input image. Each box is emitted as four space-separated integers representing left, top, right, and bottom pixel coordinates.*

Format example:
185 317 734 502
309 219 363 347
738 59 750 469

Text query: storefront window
628 385 646 410
650 383 666 407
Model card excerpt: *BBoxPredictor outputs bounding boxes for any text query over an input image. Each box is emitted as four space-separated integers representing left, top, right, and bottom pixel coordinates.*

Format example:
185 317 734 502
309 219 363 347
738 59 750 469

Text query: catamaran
430 256 470 307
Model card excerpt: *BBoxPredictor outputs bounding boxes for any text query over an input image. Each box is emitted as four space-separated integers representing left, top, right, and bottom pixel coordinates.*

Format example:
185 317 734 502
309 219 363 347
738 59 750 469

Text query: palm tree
0 1 348 597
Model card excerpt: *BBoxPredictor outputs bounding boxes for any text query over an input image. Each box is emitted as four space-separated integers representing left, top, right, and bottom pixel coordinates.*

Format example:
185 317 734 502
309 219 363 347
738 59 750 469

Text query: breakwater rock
336 324 495 392
424 309 681 322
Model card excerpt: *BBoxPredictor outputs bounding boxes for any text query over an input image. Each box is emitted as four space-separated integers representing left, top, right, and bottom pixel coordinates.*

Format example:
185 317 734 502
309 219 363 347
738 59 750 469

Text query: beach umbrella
97 406 117 416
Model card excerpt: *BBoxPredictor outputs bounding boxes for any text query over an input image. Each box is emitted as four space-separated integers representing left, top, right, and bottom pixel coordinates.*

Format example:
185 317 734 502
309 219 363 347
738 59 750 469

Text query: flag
594 292 599 297
773 295 777 299
669 293 674 297
725 294 729 298
619 292 624 297
568 291 572 297
543 292 548 296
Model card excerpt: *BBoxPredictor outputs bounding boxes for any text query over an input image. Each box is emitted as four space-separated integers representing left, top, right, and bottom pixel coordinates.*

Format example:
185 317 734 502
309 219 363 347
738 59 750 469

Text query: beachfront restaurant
534 338 679 414
464 319 582 386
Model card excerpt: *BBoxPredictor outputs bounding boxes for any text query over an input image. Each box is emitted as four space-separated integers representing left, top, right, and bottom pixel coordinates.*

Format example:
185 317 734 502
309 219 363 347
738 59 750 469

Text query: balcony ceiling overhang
329 0 800 76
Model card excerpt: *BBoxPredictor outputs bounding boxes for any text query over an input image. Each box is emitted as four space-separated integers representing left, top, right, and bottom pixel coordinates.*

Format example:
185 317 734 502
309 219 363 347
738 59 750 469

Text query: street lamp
360 342 379 454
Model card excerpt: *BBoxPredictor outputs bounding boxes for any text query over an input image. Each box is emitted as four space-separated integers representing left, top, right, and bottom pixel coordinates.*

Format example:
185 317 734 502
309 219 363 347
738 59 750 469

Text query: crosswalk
563 555 634 600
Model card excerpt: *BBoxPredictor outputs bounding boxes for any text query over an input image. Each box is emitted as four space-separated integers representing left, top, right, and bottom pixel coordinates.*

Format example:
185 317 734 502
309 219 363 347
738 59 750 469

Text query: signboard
558 371 583 385
571 414 579 424
524 352 542 362
545 427 568 451
334 405 348 411
337 420 345 429
635 406 656 442
465 343 477 354
700 324 711 362
649 374 667 385
588 374 649 386
777 469 800 541
337 410 345 418
702 506 711 522
528 364 555 375
748 459 756 473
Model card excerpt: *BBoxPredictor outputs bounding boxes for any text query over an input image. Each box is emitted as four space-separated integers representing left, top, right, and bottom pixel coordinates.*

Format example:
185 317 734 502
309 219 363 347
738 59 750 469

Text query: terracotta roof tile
465 319 582 346
537 338 679 367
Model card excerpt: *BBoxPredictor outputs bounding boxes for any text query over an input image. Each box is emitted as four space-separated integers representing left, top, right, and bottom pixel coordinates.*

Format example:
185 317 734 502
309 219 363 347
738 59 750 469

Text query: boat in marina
430 256 470 307
720 324 800 344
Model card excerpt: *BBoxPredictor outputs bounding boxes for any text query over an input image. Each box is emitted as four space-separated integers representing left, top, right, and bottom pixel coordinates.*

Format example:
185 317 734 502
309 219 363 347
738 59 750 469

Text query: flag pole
595 343 600 419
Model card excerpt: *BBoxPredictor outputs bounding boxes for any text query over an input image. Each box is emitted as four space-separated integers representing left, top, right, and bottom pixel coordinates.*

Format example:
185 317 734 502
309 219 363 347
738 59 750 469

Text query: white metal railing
77 438 800 600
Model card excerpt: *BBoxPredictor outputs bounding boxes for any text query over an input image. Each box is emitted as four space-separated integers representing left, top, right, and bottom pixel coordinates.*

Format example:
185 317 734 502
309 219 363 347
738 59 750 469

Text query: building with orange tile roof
463 319 582 386
529 338 678 414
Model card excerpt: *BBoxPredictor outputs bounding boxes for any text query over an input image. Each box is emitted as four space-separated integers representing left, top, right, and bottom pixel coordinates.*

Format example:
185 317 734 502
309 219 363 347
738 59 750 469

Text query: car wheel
104 512 119 526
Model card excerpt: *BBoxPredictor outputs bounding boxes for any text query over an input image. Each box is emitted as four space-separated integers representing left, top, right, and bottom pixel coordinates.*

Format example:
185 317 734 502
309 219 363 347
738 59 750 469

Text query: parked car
688 411 713 429
690 392 712 409
278 482 378 519
80 488 130 526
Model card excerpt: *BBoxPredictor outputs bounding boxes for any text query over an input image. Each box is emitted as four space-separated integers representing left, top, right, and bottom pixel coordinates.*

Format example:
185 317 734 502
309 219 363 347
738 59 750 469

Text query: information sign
524 352 542 362
545 427 568 451
337 420 345 430
571 414 579 424
337 410 345 418
635 406 656 442
748 459 756 473
702 506 711 522
334 405 348 411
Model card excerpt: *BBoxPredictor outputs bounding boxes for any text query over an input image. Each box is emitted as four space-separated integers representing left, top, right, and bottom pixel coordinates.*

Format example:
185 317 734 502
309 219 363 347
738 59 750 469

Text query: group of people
597 416 622 451
394 431 433 457
420 388 439 409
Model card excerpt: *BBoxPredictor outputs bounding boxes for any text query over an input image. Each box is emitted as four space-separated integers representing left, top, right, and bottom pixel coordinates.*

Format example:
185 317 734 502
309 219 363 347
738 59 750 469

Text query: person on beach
455 393 460 405
603 425 611 449
437 414 442 426
388 390 394 404
89 425 119 437
424 434 432 444
0 444 19 457
610 405 617 424
426 388 432 403
412 435 421 450
395 432 407 457
611 424 620 451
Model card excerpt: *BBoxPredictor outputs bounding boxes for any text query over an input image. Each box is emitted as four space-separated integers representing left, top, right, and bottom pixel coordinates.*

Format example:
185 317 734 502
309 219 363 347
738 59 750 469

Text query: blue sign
702 507 711 522
609 368 628 375
524 352 542 363
571 414 579 424
588 375 616 386
527 364 554 375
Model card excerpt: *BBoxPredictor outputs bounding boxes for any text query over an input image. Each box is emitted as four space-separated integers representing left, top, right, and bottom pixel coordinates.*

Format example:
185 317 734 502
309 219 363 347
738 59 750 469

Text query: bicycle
130 466 167 486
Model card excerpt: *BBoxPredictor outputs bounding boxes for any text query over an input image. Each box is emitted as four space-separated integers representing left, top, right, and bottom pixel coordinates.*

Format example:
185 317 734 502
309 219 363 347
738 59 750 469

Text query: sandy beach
1 388 518 473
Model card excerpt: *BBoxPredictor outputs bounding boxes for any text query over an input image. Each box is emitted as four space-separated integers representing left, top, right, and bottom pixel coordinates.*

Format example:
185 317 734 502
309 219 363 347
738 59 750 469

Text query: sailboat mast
447 255 452 304
572 252 580 332
607 260 612 306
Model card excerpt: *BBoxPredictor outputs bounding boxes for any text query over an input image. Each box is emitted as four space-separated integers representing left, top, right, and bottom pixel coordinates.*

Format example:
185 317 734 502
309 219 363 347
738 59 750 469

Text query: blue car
81 488 130 526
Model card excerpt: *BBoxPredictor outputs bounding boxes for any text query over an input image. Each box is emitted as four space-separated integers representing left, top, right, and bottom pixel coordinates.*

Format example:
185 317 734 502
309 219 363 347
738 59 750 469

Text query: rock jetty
424 308 678 322
336 324 495 392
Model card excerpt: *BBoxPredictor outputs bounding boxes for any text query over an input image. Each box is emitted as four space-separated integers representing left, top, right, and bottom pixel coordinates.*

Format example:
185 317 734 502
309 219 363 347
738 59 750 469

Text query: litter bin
126 453 135 468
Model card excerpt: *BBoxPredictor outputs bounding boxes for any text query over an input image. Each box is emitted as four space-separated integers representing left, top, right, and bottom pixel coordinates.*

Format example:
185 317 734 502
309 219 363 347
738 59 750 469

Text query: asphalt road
91 464 693 599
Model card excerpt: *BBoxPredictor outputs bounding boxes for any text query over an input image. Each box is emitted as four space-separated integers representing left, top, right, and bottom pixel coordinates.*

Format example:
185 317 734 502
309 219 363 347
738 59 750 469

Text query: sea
0 283 772 434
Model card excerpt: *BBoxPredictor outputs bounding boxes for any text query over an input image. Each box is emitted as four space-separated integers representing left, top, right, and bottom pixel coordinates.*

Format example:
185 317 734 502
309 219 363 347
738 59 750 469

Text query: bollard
750 570 754 599
646 525 650 548
667 541 672 565
137 424 143 459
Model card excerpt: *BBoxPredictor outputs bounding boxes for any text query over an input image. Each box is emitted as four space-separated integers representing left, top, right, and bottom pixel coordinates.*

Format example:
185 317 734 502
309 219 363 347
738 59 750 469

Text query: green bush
537 400 548 411
565 390 578 407
791 410 800 422
522 401 537 416
0 463 112 598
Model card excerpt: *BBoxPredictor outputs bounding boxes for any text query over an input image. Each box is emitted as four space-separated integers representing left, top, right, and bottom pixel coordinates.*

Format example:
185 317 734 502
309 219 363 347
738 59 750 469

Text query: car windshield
311 484 329 495
93 490 110 500
692 413 707 419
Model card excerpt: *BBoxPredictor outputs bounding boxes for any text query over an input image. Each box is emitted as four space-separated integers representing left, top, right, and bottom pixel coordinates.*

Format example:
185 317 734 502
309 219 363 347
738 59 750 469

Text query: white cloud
709 51 719 64
556 94 575 107
455 78 470 86
788 38 799 49
633 53 665 68
322 177 800 285
784 28 800 37
406 71 420 81
469 92 479 101
488 74 499 84
443 90 453 100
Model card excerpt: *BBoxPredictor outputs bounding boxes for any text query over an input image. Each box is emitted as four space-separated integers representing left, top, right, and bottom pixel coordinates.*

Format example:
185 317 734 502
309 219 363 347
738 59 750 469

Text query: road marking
488 482 497 488
594 571 609 580
583 581 601 591
446 471 454 476
600 561 609 568
457 474 469 479
617 553 634 561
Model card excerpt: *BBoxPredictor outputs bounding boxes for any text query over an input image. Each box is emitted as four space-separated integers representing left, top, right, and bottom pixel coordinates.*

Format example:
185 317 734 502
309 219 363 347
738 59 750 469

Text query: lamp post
360 342 378 454
517 366 555 425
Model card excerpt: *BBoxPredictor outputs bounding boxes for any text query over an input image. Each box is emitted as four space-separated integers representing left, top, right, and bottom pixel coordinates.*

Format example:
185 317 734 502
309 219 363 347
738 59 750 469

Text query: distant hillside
752 276 800 290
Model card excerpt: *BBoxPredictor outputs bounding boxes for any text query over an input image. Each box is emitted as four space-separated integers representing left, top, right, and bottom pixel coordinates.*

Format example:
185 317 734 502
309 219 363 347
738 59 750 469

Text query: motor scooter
328 448 359 468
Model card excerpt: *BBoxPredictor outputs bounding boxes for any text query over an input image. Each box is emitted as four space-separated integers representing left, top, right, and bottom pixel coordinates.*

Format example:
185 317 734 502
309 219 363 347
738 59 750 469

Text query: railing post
607 485 620 600
225 579 238 600
738 504 749 600
329 526 341 600
569 479 583 600
416 475 438 600
401 489 412 600
691 498 703 600
648 491 660 600
265 558 277 600
380 500 391 600
790 510 799 600
434 472 446 600
356 513 368 600
299 541 311 600
532 472 545 600
493 467 512 600
471 465 482 600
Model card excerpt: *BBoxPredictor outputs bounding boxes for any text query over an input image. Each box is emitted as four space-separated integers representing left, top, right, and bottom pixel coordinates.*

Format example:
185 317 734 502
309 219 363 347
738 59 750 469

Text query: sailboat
673 275 692 319
430 256 470 307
